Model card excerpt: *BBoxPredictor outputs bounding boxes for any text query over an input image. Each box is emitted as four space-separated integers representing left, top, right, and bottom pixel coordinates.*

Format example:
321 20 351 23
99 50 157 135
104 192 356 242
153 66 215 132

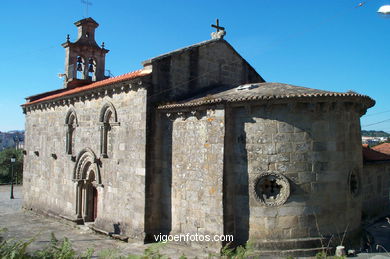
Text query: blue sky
0 0 389 132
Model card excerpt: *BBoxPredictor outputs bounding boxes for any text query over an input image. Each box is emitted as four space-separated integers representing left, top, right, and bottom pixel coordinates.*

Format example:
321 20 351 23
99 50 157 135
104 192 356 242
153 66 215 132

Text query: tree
0 148 23 184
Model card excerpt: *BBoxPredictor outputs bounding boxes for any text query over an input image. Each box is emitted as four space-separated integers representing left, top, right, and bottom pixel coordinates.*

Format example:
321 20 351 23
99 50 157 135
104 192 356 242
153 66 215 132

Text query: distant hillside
0 130 24 151
361 130 390 137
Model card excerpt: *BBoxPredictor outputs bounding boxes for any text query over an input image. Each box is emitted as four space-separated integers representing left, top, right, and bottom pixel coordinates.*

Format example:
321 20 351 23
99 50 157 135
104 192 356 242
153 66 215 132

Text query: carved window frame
65 108 79 156
348 169 361 198
99 102 119 158
252 172 291 207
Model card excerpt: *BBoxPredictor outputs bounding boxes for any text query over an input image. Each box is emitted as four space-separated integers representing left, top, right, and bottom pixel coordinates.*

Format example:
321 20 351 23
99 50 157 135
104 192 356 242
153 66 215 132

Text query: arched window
65 108 78 155
99 102 119 158
88 57 97 81
76 56 85 79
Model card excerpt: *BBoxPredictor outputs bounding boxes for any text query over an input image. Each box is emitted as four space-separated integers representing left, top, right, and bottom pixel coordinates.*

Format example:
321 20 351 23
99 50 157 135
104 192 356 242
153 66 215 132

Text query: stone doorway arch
73 148 102 223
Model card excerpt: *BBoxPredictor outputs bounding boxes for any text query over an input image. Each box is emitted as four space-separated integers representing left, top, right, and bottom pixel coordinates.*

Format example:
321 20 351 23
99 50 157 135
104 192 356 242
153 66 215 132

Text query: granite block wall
23 83 147 238
148 40 262 103
224 101 363 248
362 162 390 219
169 109 225 243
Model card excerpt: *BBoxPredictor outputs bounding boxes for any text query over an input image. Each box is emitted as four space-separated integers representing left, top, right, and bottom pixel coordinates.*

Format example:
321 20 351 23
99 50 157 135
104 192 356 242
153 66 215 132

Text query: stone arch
99 102 118 123
73 148 102 184
65 108 79 125
73 148 101 222
87 57 97 81
65 108 78 155
99 102 119 158
76 56 85 79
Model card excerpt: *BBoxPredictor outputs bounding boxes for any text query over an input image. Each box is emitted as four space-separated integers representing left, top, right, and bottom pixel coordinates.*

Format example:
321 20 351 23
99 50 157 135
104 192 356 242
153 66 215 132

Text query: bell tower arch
61 17 109 88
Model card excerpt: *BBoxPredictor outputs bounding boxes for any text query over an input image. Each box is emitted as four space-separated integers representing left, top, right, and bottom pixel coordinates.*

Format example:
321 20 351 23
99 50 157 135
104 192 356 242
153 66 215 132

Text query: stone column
82 182 88 221
76 181 83 219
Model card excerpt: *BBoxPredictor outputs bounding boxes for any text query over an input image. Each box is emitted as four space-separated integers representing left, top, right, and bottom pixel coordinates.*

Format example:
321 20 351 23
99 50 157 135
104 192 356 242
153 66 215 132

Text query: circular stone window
253 172 290 206
349 169 360 197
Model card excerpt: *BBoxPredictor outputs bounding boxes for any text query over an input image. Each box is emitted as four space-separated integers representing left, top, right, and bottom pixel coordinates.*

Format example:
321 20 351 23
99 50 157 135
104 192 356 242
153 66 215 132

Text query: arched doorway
83 170 97 222
74 149 102 223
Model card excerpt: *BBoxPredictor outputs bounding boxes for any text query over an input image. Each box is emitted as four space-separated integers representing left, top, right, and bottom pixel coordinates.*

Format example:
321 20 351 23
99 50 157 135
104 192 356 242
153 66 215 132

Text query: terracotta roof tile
363 145 390 162
24 69 151 106
371 143 390 155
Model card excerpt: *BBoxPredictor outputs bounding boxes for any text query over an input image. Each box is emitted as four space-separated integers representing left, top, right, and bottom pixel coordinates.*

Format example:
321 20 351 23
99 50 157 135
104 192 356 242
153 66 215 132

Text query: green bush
0 232 93 259
0 236 34 259
0 229 170 259
220 242 253 258
33 233 93 259
0 148 23 184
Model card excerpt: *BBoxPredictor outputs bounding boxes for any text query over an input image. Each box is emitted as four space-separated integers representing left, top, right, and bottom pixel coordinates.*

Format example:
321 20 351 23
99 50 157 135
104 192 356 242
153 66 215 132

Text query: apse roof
157 82 375 110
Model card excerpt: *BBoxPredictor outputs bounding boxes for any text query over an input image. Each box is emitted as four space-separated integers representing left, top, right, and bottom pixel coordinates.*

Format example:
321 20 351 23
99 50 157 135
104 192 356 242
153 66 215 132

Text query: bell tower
61 17 109 88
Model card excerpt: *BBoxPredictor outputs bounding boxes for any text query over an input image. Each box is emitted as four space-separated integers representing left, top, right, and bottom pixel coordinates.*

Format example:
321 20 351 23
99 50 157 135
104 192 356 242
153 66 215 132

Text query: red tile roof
23 69 151 106
371 143 390 155
363 145 390 162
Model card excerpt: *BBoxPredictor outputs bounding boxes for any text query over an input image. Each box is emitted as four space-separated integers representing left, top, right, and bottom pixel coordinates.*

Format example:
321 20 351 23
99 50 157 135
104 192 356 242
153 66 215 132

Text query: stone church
22 17 375 255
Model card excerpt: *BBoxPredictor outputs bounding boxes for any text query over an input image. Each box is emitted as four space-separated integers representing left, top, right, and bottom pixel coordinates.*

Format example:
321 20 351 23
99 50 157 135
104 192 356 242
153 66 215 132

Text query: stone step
250 237 329 250
254 247 332 257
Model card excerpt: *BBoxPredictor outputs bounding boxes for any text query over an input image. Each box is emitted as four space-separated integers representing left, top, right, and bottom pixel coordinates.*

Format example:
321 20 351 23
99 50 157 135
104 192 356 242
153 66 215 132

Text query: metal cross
211 19 225 32
81 0 92 17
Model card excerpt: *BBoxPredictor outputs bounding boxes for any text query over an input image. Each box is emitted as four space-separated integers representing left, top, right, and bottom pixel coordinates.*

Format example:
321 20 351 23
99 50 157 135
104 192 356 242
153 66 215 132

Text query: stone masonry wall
362 162 390 219
145 40 262 239
225 101 363 248
149 40 262 103
23 83 147 238
169 108 225 245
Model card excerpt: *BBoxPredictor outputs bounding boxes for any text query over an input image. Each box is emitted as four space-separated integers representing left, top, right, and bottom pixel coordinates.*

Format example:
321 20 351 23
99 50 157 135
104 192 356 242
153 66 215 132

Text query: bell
88 64 94 73
77 63 83 71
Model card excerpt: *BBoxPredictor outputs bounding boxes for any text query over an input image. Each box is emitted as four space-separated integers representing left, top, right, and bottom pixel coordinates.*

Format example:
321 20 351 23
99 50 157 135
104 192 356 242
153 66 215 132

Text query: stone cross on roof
211 19 225 32
211 19 226 40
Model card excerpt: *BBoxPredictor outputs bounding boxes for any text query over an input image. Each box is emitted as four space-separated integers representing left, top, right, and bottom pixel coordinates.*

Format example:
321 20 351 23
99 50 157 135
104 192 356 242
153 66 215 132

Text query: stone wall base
22 206 80 226
249 228 362 257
